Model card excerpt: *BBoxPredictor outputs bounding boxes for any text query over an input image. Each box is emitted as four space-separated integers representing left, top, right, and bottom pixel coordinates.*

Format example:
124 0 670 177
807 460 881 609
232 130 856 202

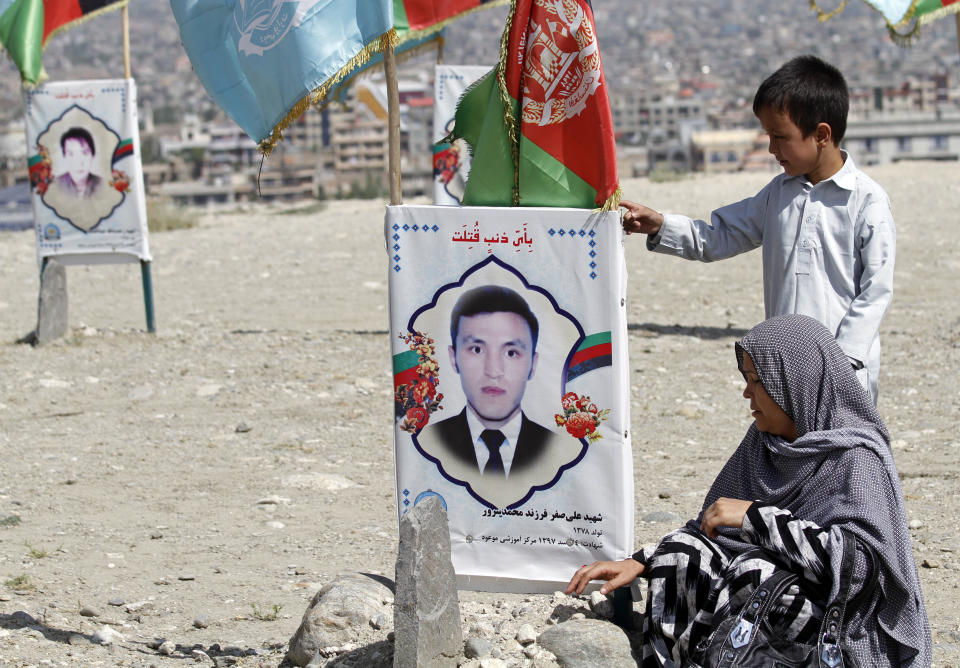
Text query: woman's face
741 352 798 441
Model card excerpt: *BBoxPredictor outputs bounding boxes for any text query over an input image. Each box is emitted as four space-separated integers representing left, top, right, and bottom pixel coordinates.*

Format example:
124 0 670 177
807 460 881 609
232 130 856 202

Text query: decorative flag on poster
387 204 633 591
0 0 129 84
447 0 619 210
169 0 394 153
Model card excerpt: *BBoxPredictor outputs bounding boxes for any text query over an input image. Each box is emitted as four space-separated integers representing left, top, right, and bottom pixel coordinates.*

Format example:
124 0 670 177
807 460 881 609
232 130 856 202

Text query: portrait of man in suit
416 284 581 507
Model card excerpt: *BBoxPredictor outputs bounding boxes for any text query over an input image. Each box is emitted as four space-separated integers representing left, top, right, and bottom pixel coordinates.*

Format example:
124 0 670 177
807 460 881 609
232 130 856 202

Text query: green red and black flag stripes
0 0 128 84
394 0 508 35
449 0 619 209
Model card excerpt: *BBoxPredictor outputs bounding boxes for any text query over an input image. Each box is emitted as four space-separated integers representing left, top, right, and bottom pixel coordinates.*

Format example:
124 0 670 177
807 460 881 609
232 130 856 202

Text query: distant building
844 111 960 165
691 128 763 173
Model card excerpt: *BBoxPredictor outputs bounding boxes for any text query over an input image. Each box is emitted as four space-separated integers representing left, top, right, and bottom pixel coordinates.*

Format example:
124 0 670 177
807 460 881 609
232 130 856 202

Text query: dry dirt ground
1 162 958 667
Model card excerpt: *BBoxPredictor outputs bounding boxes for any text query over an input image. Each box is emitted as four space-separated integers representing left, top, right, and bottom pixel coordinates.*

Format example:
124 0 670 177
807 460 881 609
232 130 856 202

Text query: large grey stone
537 618 635 667
393 496 461 667
36 259 67 345
286 572 394 667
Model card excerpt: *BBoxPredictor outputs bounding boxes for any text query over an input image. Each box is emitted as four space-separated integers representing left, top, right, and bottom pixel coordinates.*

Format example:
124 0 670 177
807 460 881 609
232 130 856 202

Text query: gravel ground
0 162 958 667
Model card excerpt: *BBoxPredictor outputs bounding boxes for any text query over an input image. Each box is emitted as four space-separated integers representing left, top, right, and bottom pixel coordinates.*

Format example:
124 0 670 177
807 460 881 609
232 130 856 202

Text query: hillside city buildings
2 0 960 217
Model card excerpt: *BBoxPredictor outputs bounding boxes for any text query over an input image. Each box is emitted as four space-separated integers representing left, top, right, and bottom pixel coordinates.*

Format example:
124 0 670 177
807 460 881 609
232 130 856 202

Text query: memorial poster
388 205 633 591
432 65 489 206
24 79 151 266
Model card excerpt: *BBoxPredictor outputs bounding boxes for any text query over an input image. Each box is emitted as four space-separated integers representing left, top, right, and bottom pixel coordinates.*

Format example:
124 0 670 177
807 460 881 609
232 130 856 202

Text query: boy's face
757 106 832 184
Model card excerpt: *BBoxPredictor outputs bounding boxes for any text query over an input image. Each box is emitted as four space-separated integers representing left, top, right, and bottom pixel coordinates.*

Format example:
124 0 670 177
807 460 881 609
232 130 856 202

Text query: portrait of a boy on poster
24 79 150 265
388 205 632 591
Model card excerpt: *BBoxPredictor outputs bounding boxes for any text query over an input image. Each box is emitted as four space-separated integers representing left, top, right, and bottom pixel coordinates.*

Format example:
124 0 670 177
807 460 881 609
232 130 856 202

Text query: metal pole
384 39 402 205
141 260 156 333
436 35 445 65
122 6 131 79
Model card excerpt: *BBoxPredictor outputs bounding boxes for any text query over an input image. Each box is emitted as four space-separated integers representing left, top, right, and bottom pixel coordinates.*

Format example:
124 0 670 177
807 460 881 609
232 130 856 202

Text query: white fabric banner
24 78 151 266
387 205 633 591
432 65 490 206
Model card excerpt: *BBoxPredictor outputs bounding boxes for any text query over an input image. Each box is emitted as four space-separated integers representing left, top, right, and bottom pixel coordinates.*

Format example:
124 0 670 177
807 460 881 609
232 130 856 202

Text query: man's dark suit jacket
427 408 556 473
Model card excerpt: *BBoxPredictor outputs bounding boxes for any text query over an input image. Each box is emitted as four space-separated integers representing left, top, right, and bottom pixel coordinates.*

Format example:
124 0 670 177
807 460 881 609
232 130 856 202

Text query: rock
158 640 176 656
369 612 389 630
908 519 924 530
464 636 493 659
516 623 537 645
470 621 496 638
235 422 252 433
191 649 210 662
393 496 461 667
36 259 68 345
588 591 614 620
286 572 394 667
11 611 37 626
922 559 940 569
92 626 125 645
478 659 506 668
642 511 682 524
79 606 100 617
193 614 210 628
67 633 86 645
107 598 124 606
537 619 634 667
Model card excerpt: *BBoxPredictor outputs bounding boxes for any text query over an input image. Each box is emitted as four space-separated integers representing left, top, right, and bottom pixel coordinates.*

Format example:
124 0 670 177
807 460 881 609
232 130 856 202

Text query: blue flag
170 0 393 153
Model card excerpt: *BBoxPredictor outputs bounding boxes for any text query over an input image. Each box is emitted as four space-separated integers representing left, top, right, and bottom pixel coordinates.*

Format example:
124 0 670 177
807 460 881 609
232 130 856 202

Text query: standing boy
622 55 894 403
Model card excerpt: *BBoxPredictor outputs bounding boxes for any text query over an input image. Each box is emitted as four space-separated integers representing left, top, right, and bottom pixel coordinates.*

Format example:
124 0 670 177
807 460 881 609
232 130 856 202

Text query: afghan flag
327 1 509 108
0 0 128 84
447 0 619 209
394 0 508 37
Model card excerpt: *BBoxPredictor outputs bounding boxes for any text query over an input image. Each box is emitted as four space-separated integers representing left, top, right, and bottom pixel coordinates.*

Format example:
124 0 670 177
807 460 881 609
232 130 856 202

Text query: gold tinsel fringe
316 33 444 112
809 0 848 22
259 29 399 155
494 0 521 206
599 185 622 212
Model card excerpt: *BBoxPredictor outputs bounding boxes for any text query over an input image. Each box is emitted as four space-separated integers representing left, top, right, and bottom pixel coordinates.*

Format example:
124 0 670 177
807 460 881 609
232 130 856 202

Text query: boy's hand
620 200 664 236
565 558 644 596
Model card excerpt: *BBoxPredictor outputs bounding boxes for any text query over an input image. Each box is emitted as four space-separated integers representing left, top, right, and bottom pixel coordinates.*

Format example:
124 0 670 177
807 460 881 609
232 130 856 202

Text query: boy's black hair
449 285 539 352
753 55 848 144
60 126 96 155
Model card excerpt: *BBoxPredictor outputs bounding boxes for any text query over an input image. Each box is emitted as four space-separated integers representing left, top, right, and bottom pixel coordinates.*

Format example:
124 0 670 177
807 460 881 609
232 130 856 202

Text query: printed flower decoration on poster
395 331 444 433
555 392 609 443
109 169 130 193
29 145 53 195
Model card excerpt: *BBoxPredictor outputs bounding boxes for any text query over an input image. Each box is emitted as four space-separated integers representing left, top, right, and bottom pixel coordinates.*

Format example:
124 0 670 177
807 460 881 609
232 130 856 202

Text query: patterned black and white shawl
699 314 931 666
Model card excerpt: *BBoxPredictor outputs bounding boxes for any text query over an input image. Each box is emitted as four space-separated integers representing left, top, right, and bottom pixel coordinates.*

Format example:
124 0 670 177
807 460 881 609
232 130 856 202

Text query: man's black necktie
480 429 506 477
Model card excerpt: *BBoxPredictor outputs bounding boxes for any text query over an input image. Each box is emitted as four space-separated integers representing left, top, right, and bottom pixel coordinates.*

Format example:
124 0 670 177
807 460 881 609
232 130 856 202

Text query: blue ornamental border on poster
405 255 590 509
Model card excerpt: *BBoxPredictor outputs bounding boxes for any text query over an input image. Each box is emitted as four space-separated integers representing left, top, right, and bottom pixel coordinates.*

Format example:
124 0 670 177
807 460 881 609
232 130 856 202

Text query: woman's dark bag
692 529 878 667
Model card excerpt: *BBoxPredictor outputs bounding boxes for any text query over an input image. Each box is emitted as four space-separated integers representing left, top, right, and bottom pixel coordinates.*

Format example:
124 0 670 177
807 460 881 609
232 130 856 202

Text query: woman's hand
700 497 753 538
565 558 644 596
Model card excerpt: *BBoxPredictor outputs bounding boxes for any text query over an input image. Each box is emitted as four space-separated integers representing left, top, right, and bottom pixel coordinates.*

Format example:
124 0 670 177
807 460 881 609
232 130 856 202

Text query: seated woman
567 314 931 667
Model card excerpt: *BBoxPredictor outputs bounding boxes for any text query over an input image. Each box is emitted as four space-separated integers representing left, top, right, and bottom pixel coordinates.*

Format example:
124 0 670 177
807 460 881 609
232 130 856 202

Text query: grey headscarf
699 314 931 666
